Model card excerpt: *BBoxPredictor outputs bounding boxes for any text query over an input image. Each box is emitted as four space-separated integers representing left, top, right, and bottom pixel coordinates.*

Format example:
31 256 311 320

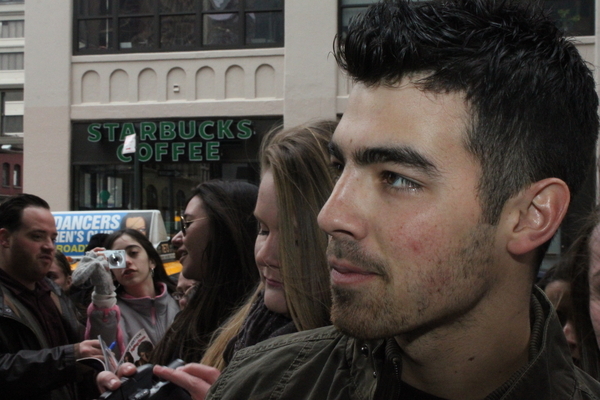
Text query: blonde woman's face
254 170 289 316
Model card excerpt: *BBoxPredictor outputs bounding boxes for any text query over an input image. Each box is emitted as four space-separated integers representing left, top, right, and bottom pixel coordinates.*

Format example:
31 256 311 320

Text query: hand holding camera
72 248 126 308
99 359 190 400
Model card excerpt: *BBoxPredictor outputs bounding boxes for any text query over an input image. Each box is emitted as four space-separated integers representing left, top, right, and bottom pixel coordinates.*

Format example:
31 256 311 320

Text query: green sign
86 119 254 162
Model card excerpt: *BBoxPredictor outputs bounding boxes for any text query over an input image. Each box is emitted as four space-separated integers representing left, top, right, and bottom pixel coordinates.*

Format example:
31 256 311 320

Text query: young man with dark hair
0 194 103 399
202 1 600 399
99 1 600 398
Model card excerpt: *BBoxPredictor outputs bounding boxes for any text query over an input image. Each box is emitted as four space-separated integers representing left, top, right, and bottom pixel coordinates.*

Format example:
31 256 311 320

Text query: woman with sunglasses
149 180 260 364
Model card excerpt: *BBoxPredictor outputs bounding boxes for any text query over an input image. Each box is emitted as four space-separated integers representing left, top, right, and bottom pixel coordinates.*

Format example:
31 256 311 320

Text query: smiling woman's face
179 196 211 281
254 170 288 316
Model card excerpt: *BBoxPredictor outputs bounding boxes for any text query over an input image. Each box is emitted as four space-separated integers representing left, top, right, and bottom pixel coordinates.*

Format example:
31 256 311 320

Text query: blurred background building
0 0 23 201
9 0 600 265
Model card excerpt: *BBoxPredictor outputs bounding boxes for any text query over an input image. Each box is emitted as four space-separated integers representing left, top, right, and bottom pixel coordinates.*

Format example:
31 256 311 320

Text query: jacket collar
485 287 577 400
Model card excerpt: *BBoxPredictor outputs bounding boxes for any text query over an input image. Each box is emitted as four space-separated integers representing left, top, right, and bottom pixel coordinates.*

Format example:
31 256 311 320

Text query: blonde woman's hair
201 119 337 369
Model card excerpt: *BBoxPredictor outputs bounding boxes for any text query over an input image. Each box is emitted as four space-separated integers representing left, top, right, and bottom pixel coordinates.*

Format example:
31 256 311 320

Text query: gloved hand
72 251 117 308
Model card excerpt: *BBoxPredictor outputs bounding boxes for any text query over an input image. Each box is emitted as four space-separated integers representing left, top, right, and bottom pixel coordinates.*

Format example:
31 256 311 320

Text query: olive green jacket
207 288 600 400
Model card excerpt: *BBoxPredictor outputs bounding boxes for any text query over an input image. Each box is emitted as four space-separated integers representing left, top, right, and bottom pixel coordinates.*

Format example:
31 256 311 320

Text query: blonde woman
201 120 336 369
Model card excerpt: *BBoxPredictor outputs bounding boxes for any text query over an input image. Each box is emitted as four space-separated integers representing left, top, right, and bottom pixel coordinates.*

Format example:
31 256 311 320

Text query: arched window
12 164 20 187
2 163 8 186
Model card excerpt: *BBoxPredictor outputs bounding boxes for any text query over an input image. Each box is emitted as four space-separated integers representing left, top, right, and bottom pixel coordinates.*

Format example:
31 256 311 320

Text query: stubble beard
330 223 496 341
10 245 50 285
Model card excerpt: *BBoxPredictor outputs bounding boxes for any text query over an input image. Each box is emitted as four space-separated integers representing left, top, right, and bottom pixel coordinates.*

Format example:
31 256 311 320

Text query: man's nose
42 237 55 251
318 167 368 241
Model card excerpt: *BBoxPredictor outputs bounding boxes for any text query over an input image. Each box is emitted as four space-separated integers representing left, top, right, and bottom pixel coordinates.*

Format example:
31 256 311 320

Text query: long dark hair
150 180 259 364
104 228 176 294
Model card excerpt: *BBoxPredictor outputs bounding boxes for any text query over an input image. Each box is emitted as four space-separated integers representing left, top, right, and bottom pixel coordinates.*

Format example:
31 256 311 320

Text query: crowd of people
3 0 600 399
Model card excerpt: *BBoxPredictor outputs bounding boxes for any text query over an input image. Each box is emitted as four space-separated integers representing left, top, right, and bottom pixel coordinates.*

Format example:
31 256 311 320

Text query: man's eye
381 171 420 190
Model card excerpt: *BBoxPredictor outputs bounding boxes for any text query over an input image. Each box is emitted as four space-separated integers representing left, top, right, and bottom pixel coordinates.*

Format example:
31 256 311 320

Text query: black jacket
0 277 94 400
208 288 600 400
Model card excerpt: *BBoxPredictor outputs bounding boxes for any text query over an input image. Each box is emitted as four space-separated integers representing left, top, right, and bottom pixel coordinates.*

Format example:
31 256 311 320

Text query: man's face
318 81 501 340
1 206 57 289
125 217 147 236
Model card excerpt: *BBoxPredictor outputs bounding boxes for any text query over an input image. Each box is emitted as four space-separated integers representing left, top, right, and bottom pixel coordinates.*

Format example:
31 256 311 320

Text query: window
339 0 594 37
0 20 24 38
12 164 20 187
1 90 23 137
2 163 8 187
0 53 23 70
75 0 284 54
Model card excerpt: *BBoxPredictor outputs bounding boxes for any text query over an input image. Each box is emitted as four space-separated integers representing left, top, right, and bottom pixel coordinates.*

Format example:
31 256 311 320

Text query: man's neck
396 292 531 400
0 262 36 291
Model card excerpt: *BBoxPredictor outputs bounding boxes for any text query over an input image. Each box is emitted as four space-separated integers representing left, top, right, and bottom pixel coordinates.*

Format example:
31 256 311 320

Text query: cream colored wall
283 0 338 127
71 49 285 120
23 0 72 210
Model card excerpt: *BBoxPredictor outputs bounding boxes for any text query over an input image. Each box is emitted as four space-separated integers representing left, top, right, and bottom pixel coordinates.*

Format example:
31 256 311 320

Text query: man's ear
506 178 569 256
0 228 11 248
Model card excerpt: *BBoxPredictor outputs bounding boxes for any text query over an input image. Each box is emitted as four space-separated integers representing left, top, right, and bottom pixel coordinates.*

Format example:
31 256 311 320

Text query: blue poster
52 211 159 257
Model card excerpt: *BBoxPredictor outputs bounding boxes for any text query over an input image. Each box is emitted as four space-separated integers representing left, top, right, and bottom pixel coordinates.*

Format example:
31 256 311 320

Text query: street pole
133 134 141 209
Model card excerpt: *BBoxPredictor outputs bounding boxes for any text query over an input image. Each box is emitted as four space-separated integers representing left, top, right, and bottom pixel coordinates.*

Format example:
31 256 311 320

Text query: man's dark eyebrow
354 146 440 177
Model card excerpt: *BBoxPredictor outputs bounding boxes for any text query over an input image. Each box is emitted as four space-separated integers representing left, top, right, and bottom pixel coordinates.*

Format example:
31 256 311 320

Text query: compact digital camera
102 250 127 269
99 359 190 400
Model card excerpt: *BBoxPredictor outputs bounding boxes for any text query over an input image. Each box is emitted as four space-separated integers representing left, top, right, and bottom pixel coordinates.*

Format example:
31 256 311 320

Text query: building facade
0 0 24 201
23 1 600 247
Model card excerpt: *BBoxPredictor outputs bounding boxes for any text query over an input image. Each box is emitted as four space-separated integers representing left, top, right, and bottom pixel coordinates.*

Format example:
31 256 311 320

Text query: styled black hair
104 228 176 294
0 193 50 232
335 0 599 225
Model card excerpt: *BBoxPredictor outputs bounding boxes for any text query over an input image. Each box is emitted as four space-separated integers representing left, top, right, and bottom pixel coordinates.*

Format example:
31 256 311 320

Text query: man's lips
39 254 53 263
330 259 378 285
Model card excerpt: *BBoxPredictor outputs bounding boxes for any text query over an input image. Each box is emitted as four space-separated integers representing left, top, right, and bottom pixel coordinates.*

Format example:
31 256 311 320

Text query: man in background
0 193 103 400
